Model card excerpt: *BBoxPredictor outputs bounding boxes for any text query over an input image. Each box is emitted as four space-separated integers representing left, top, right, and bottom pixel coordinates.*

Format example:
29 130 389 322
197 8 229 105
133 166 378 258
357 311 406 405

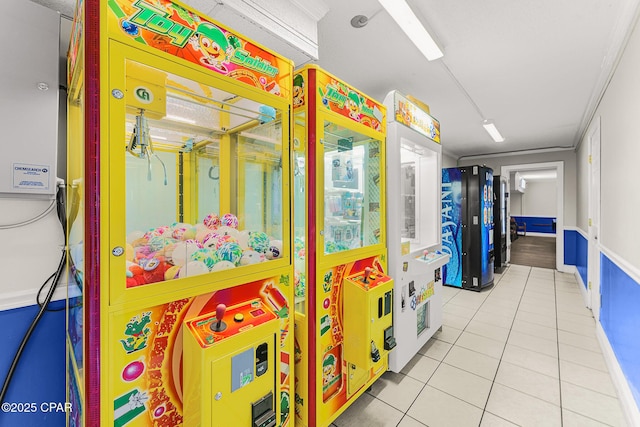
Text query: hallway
331 265 626 426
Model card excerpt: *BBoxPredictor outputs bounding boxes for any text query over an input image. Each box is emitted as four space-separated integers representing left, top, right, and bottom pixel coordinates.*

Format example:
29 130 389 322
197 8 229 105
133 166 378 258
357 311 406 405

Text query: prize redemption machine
383 91 449 373
66 0 295 425
441 166 495 291
291 66 395 426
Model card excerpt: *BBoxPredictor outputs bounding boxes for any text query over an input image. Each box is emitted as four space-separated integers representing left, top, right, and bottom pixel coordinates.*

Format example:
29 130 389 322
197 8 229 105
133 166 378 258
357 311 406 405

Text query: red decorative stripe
84 0 101 423
307 68 317 425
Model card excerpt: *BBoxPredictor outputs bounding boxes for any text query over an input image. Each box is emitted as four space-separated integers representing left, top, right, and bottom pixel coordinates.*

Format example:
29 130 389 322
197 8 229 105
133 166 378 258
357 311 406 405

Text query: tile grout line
555 271 564 427
478 266 531 426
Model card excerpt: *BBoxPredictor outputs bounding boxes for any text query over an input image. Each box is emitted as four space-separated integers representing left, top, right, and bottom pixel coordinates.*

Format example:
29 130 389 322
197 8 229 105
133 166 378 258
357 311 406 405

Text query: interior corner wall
457 150 577 227
442 152 457 168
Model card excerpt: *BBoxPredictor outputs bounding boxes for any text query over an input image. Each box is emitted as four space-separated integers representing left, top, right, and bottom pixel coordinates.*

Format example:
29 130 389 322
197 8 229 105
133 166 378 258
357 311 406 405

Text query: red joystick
363 267 372 284
423 249 429 260
211 303 228 332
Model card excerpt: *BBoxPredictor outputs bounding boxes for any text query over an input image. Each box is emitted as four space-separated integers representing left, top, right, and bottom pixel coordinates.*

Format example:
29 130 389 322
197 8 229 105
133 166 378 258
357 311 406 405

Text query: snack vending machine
383 91 449 373
441 166 494 291
291 66 394 426
66 0 294 425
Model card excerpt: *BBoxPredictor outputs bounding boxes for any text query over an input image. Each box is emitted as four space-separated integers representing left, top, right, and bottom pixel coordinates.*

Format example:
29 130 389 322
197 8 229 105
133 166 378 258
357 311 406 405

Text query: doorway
587 117 601 317
501 162 566 271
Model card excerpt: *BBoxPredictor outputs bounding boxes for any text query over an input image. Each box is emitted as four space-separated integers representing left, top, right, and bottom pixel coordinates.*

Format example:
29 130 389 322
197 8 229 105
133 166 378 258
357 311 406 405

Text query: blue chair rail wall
512 216 556 234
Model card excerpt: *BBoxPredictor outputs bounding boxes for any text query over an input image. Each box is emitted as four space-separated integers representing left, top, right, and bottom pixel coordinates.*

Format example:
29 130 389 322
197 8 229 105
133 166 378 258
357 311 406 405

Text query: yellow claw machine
292 66 395 427
66 0 294 425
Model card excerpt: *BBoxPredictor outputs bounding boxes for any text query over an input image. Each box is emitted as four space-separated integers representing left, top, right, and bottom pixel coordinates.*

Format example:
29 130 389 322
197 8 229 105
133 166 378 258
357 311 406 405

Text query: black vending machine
442 165 495 291
493 175 508 273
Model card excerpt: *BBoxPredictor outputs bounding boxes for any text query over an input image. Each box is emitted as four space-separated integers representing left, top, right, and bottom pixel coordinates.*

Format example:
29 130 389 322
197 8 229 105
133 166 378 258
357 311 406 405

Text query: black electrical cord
0 183 67 405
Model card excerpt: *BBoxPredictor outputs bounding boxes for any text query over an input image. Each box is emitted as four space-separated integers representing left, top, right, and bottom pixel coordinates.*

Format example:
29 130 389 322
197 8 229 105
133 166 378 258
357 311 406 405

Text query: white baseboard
574 268 590 308
0 284 68 312
518 232 556 238
596 323 640 427
558 265 576 274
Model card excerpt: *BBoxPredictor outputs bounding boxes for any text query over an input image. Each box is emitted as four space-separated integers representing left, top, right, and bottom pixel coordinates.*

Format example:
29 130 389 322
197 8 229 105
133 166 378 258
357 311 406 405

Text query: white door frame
587 117 602 317
501 161 566 271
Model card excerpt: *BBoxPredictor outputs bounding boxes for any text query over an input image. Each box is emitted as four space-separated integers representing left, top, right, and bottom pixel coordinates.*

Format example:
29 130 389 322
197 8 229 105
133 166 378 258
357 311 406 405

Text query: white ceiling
34 0 640 159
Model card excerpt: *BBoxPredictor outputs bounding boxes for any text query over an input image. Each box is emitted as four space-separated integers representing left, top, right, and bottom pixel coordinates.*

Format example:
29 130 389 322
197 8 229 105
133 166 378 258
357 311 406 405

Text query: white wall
523 180 557 217
581 17 640 266
458 150 577 226
0 3 65 310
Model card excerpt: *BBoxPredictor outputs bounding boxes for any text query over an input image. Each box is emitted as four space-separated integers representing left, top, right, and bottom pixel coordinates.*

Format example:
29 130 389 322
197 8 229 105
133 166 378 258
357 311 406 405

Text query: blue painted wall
564 229 588 289
564 229 577 265
576 232 588 289
600 254 640 408
0 301 66 427
511 216 556 234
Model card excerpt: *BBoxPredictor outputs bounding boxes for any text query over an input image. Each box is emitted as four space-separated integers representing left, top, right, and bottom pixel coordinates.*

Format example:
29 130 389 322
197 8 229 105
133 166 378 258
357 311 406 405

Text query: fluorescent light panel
483 120 504 142
378 0 443 61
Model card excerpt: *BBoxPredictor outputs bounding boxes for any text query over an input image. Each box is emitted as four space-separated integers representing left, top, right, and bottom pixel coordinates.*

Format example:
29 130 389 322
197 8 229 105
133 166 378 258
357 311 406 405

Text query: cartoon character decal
120 312 152 354
293 74 305 107
322 353 337 388
346 91 361 121
192 23 241 73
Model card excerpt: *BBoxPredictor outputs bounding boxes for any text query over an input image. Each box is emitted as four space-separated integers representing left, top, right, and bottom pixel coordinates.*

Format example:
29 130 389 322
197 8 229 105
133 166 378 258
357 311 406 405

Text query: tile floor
330 264 627 427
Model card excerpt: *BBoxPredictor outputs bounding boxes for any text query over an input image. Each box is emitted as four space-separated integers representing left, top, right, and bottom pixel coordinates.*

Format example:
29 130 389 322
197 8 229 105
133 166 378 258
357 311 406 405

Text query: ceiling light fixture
482 120 505 142
377 0 443 61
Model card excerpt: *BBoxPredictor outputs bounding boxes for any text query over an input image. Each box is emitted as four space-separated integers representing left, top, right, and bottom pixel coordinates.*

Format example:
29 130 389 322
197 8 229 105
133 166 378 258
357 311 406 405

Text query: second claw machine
383 91 449 373
292 65 395 427
66 0 294 425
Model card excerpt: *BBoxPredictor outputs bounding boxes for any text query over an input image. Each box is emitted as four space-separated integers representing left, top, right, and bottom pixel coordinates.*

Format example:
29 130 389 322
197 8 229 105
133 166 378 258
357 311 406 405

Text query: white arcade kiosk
383 91 449 372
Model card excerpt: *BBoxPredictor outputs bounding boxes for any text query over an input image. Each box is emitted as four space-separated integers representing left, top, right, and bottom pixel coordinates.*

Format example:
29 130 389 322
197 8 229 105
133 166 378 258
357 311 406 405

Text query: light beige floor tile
407 385 483 427
483 295 520 309
449 291 488 307
478 302 517 319
562 409 615 427
367 371 426 412
443 312 471 330
400 353 440 383
480 412 519 426
488 288 523 301
502 344 559 378
519 301 556 317
397 415 428 427
494 361 560 405
443 302 476 319
443 345 500 380
428 363 492 408
559 343 608 372
561 381 626 426
556 302 592 317
557 316 596 337
485 383 561 427
418 338 452 361
456 331 505 359
512 318 558 341
442 286 461 303
508 330 558 358
473 310 515 329
557 310 596 326
559 359 617 397
333 392 404 427
558 329 601 352
432 325 463 344
465 320 510 343
515 310 557 328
